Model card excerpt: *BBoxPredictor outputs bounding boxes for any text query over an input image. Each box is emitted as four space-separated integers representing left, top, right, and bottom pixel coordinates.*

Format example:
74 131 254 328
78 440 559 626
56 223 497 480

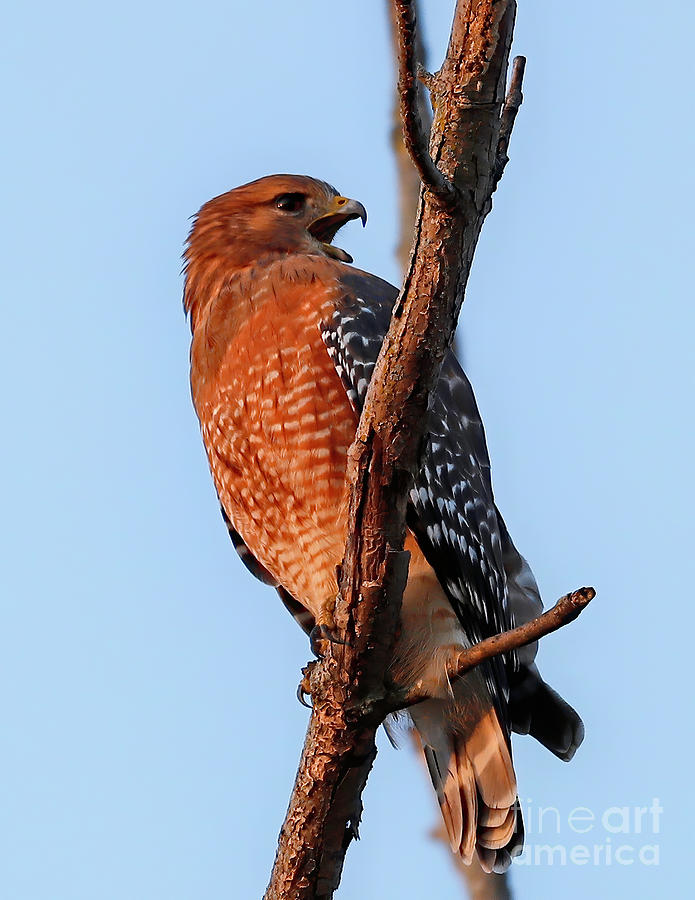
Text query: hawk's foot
309 622 349 658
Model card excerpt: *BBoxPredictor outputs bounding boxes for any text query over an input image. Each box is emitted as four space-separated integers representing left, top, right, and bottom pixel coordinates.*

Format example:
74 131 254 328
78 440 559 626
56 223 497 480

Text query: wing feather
320 268 572 738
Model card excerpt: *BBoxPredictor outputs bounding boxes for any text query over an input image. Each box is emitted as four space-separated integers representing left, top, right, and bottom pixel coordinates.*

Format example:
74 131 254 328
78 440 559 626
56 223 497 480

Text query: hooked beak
307 196 367 263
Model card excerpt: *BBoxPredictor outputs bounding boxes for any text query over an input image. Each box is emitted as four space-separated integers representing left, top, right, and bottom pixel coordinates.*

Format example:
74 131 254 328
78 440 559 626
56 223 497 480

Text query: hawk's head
185 174 367 276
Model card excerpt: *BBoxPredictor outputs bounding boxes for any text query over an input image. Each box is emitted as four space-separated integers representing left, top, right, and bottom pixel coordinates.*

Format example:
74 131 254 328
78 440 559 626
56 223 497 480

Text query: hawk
184 174 583 872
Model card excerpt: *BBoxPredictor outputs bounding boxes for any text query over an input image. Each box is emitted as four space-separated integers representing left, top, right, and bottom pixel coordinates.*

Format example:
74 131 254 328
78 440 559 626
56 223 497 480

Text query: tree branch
265 549 410 900
264 4 591 898
388 10 514 898
388 0 430 272
405 588 594 706
392 0 456 203
494 54 526 186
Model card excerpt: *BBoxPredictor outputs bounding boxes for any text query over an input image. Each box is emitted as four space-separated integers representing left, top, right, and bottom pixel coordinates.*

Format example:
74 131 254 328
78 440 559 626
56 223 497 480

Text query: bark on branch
388 0 430 271
265 3 592 898
404 588 595 707
388 11 519 898
392 0 456 203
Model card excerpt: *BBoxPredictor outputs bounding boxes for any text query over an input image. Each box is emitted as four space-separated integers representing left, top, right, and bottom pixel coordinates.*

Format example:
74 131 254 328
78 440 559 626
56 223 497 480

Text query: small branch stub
449 587 594 679
406 588 595 706
494 54 526 186
392 0 458 204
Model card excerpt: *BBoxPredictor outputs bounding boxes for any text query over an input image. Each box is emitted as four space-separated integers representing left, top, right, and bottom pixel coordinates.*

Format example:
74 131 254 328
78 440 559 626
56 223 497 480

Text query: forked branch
264 4 592 898
392 0 457 203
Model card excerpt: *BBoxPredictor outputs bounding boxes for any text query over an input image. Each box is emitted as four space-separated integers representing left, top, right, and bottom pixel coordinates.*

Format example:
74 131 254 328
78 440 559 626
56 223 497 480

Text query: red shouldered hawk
184 174 583 872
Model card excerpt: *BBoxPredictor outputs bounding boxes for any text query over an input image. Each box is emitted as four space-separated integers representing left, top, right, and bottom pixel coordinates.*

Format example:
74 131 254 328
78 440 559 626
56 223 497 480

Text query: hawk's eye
275 193 306 213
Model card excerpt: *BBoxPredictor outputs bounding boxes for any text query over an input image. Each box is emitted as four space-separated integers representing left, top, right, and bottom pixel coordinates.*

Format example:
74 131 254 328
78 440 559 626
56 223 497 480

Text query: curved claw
309 623 349 657
297 662 316 708
297 680 312 709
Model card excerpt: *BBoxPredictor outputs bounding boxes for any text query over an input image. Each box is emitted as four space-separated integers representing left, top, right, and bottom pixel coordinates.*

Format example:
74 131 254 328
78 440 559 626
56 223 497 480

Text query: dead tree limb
387 8 513 898
494 55 526 186
392 0 455 202
404 588 595 707
265 3 592 898
388 0 430 272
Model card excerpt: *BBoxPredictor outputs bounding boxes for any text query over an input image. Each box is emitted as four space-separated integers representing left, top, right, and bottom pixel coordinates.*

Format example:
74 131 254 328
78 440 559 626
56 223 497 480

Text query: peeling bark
264 4 592 898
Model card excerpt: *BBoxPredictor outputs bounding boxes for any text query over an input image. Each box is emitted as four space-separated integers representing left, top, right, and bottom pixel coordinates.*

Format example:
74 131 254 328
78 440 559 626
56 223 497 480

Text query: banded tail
410 683 523 873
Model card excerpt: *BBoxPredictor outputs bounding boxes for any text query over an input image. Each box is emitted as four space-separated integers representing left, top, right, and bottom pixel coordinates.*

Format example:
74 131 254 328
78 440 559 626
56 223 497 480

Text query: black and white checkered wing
322 271 515 668
408 351 512 643
322 267 584 758
320 272 392 415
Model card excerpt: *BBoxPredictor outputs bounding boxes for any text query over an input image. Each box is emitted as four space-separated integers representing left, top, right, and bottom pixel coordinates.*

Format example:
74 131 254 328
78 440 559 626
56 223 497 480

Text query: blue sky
2 1 693 897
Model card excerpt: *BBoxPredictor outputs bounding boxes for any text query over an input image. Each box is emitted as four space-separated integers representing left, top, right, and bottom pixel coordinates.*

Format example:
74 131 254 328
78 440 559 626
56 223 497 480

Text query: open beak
307 196 367 263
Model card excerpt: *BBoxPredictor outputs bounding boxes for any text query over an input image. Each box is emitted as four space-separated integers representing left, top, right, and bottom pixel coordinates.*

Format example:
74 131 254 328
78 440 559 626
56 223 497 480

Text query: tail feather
478 803 513 828
453 736 478 864
466 710 516 810
478 805 516 850
412 696 521 872
479 800 525 873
